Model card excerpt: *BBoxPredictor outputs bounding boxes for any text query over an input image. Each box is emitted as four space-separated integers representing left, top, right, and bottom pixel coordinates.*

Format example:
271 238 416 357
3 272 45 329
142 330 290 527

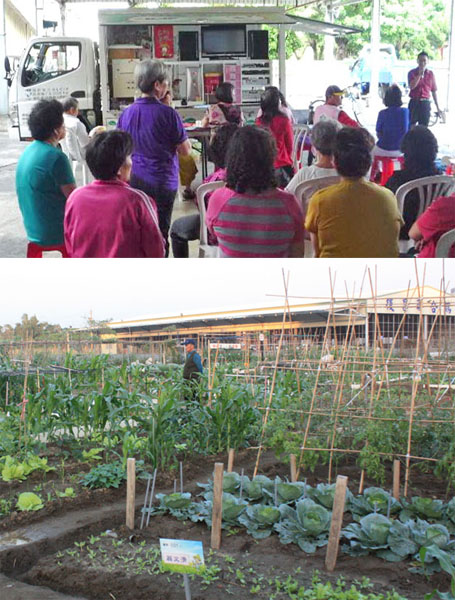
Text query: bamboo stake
227 449 235 473
211 462 224 550
297 274 336 480
253 270 290 477
328 280 357 483
126 458 136 529
325 475 348 572
404 262 426 497
290 454 297 482
359 268 386 494
393 460 400 500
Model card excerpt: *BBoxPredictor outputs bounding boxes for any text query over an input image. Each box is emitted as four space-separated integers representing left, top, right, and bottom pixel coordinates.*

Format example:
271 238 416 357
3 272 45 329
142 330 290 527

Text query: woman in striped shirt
206 126 304 258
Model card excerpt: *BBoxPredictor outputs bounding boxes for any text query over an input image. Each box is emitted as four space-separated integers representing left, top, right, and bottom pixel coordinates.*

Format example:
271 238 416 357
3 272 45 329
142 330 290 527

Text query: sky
0 259 453 328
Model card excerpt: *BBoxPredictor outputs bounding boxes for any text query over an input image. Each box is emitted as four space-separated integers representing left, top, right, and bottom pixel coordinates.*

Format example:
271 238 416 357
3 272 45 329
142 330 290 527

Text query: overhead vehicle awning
287 14 361 36
97 7 360 35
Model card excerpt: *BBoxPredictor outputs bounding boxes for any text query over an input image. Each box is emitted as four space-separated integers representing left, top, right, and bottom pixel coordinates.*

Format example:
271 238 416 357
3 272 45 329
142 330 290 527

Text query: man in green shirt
16 99 76 256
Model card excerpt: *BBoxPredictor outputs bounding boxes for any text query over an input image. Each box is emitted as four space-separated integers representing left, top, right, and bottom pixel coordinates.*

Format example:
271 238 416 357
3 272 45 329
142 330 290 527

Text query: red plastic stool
27 242 69 258
370 155 405 186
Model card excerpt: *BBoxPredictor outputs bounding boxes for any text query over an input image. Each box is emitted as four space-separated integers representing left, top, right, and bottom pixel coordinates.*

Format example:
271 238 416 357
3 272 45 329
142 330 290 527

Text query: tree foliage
280 0 449 60
3 313 63 340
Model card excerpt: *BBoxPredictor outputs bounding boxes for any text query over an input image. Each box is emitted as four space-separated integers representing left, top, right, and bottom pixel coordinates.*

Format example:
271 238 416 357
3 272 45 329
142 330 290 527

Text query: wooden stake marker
325 475 348 572
393 459 400 500
227 449 235 473
290 454 297 482
211 462 224 550
126 458 136 529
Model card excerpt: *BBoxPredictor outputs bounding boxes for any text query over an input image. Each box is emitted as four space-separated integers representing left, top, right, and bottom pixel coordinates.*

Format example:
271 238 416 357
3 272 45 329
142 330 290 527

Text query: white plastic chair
396 175 455 253
294 175 341 257
196 180 225 258
292 126 309 172
436 228 455 258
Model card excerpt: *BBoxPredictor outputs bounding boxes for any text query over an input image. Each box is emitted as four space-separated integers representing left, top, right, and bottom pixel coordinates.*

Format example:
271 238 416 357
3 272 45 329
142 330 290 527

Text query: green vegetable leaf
16 492 44 511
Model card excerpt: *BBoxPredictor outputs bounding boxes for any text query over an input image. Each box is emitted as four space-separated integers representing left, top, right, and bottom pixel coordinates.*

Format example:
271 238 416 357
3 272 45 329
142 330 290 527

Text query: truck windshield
21 42 81 87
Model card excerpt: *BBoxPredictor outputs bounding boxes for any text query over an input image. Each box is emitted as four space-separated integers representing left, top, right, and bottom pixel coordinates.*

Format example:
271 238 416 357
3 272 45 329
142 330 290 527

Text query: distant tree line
267 0 448 60
0 314 112 342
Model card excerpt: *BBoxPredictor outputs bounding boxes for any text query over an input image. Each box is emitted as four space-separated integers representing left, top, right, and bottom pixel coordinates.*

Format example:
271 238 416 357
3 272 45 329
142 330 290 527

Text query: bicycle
308 83 367 128
428 109 446 128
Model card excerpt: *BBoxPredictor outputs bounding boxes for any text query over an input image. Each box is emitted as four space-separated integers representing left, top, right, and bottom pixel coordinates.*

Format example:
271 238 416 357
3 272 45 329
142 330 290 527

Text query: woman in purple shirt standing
117 60 191 255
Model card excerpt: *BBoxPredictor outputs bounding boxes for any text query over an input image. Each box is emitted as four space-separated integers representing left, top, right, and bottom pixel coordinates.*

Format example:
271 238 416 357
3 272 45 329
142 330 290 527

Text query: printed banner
154 25 174 59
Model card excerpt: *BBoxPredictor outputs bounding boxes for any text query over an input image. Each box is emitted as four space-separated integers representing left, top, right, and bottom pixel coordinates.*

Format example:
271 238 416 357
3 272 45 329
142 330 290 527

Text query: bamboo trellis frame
253 267 455 495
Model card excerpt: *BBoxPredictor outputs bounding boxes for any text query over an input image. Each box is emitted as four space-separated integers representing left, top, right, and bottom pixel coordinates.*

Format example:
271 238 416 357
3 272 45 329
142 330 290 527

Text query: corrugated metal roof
108 299 362 331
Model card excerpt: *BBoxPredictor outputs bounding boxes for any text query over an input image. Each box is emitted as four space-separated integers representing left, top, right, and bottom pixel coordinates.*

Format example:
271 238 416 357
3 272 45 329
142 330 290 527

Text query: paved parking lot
0 130 200 258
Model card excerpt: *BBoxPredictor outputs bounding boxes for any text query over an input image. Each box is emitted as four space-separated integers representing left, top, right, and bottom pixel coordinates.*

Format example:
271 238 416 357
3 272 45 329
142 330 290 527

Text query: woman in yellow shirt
305 127 403 258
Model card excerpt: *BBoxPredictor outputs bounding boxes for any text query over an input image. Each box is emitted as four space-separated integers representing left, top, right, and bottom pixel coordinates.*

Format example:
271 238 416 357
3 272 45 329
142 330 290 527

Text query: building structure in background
5 0 36 58
102 286 455 356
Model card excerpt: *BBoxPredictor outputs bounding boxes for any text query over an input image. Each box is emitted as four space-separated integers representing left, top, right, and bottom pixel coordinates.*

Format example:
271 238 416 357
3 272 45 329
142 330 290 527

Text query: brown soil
23 515 449 600
1 449 453 599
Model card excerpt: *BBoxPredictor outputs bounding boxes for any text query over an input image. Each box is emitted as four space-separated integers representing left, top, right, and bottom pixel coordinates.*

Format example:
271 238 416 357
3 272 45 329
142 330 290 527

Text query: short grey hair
311 120 340 156
135 59 168 94
62 96 79 112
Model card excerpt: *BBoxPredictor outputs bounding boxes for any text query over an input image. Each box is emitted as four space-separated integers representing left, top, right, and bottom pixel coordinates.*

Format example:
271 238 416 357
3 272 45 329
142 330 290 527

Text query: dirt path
0 573 88 600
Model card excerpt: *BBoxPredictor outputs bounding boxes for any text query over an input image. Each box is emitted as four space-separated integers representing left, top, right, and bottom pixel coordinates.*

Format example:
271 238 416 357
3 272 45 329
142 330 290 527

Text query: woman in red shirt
255 87 294 188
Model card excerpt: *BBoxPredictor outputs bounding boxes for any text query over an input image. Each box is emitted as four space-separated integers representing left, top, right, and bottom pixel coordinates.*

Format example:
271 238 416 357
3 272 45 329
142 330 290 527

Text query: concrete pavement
0 133 28 258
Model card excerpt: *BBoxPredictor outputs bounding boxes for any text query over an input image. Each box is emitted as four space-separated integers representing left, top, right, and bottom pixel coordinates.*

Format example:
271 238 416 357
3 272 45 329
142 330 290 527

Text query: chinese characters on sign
160 539 204 574
384 299 452 314
154 25 174 59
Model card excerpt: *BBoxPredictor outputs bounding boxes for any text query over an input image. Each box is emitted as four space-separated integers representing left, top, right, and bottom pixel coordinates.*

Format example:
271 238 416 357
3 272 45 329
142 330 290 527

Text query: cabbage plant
195 492 247 528
400 496 445 522
151 492 199 520
262 477 307 505
275 498 331 553
238 504 281 539
350 487 401 520
307 482 353 510
342 513 393 556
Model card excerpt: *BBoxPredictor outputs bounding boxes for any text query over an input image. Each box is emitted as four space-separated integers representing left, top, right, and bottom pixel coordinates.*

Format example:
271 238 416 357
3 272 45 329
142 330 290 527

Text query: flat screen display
201 25 247 57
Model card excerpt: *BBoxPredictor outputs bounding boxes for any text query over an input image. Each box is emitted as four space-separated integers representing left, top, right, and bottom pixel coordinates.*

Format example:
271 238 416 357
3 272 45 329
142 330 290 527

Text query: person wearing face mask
117 59 192 256
408 51 441 126
64 130 164 258
16 99 76 257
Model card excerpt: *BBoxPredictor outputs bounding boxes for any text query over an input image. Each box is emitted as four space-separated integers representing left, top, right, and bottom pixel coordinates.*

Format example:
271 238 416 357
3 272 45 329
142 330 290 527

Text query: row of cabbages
145 472 455 577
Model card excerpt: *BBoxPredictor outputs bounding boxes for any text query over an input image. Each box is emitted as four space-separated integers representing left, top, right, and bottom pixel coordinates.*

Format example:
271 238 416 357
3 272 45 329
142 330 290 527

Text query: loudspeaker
248 30 269 60
179 31 199 61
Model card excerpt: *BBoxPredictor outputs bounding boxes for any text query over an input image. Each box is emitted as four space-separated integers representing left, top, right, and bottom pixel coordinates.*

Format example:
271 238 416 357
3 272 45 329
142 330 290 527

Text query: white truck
7 6 357 139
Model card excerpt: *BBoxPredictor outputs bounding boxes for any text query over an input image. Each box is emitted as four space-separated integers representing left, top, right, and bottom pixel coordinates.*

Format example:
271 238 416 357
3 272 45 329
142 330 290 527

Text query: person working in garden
408 51 441 126
183 339 203 382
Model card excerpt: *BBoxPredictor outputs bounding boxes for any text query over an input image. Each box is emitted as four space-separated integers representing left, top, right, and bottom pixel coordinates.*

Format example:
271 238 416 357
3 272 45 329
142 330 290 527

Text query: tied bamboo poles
297 269 338 480
253 269 291 478
327 276 366 483
403 263 427 497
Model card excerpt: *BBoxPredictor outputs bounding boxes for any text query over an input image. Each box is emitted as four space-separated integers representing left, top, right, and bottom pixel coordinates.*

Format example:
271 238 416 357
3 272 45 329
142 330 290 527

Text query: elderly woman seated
305 127 403 258
386 126 440 240
206 125 304 258
16 99 76 257
64 130 164 258
409 194 455 258
286 120 339 194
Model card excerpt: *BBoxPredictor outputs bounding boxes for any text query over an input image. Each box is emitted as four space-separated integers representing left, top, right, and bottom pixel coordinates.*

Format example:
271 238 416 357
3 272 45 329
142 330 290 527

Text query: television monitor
201 25 247 58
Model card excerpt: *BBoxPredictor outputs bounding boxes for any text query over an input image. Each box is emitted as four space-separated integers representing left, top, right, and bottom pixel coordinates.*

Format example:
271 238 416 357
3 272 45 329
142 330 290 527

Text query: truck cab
8 37 100 139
